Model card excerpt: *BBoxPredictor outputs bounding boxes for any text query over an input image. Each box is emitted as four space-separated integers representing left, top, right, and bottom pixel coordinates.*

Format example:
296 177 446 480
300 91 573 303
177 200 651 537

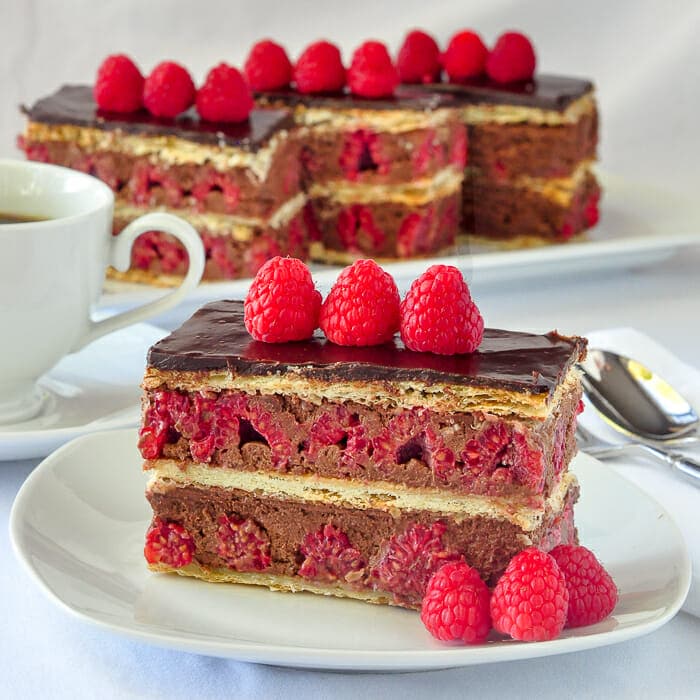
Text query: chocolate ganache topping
255 85 456 112
426 74 594 111
23 85 293 150
147 301 586 395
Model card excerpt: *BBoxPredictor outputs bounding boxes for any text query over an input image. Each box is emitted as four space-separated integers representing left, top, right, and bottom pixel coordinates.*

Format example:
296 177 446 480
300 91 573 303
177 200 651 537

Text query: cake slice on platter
20 85 307 284
427 75 600 246
256 87 466 263
139 295 586 609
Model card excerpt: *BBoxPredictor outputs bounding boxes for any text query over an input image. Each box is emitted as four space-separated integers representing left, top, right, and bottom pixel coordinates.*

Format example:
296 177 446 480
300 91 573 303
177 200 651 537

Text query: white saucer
0 324 166 461
9 428 691 671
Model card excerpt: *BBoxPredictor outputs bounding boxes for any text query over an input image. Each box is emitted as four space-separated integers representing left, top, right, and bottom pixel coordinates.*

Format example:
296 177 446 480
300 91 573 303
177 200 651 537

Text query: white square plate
10 428 690 671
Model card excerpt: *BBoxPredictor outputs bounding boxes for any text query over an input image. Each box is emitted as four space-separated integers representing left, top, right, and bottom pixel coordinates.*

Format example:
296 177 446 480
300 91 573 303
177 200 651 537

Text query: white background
2 0 700 197
2 0 700 697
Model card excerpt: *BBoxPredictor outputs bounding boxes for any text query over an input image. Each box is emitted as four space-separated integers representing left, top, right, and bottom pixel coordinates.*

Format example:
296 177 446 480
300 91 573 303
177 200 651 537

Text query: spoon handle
641 445 700 487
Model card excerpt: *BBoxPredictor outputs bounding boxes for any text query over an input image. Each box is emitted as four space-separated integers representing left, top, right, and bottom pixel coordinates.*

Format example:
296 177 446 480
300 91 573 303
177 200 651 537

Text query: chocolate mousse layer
146 475 578 606
22 136 302 220
464 170 600 243
144 378 580 498
466 111 598 181
307 190 459 261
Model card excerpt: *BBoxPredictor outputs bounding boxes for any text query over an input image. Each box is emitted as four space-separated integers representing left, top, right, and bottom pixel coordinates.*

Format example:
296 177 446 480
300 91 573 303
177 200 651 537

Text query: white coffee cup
0 158 205 424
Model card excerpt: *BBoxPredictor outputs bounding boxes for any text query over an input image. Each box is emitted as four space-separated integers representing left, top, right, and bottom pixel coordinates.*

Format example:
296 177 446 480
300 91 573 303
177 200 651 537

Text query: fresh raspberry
196 63 253 123
400 265 484 355
442 31 488 82
307 405 369 471
319 259 400 346
94 54 144 112
217 514 272 571
244 256 321 343
143 61 196 118
486 32 536 83
144 518 195 568
348 41 399 98
294 41 346 94
372 522 464 605
490 548 569 642
421 561 491 644
550 545 618 628
397 30 441 84
298 523 366 584
244 39 293 91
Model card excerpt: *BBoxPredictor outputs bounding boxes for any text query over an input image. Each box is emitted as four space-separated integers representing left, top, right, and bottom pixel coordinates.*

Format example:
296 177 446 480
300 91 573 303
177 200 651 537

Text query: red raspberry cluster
421 545 618 645
94 28 536 122
94 55 253 123
399 28 536 84
243 257 485 355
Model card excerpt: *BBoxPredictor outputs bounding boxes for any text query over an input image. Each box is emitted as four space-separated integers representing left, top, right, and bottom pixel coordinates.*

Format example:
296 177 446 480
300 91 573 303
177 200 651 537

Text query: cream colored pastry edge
22 121 290 180
143 365 581 419
113 191 306 238
145 464 577 533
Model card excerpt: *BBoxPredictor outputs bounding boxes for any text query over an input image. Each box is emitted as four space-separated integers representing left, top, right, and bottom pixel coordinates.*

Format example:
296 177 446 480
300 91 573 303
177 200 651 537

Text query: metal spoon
578 349 699 443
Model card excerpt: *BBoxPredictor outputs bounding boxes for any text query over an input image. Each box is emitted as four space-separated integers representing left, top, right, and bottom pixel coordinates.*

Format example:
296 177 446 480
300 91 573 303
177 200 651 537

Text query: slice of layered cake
256 88 465 263
426 75 599 245
139 299 585 609
20 86 307 283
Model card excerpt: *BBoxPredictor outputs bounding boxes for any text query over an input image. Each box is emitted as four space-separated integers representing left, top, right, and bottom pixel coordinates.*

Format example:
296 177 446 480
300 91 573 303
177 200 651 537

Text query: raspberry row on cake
20 86 308 283
427 75 600 244
140 300 586 608
256 88 466 262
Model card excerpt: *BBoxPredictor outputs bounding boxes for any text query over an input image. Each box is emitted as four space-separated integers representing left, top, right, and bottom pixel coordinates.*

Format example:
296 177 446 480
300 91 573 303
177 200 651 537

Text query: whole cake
19 30 601 284
139 299 585 608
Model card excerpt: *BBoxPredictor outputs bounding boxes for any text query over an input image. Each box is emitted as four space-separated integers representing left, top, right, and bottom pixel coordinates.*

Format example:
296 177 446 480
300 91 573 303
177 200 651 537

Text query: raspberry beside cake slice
20 85 307 283
140 299 586 608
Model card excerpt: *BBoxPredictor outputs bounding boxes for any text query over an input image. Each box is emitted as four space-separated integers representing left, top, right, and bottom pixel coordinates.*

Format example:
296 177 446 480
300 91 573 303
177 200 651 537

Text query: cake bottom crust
149 562 398 607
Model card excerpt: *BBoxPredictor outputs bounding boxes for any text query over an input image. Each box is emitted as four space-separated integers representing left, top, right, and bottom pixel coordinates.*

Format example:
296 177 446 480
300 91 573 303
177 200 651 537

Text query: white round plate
100 173 700 319
10 428 690 671
0 325 166 461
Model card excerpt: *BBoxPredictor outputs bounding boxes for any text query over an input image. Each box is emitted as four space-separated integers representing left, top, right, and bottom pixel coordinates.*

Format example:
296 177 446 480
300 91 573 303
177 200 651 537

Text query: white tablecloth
3 248 699 698
3 0 700 696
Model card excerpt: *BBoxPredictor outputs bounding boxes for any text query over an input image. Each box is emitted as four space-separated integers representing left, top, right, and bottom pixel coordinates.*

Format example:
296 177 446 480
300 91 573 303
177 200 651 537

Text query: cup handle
73 212 205 351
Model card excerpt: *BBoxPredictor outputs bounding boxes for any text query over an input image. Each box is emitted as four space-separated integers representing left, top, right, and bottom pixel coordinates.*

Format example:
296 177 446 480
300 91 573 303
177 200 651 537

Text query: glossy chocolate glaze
255 85 455 112
22 85 293 150
424 74 594 111
147 300 586 395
